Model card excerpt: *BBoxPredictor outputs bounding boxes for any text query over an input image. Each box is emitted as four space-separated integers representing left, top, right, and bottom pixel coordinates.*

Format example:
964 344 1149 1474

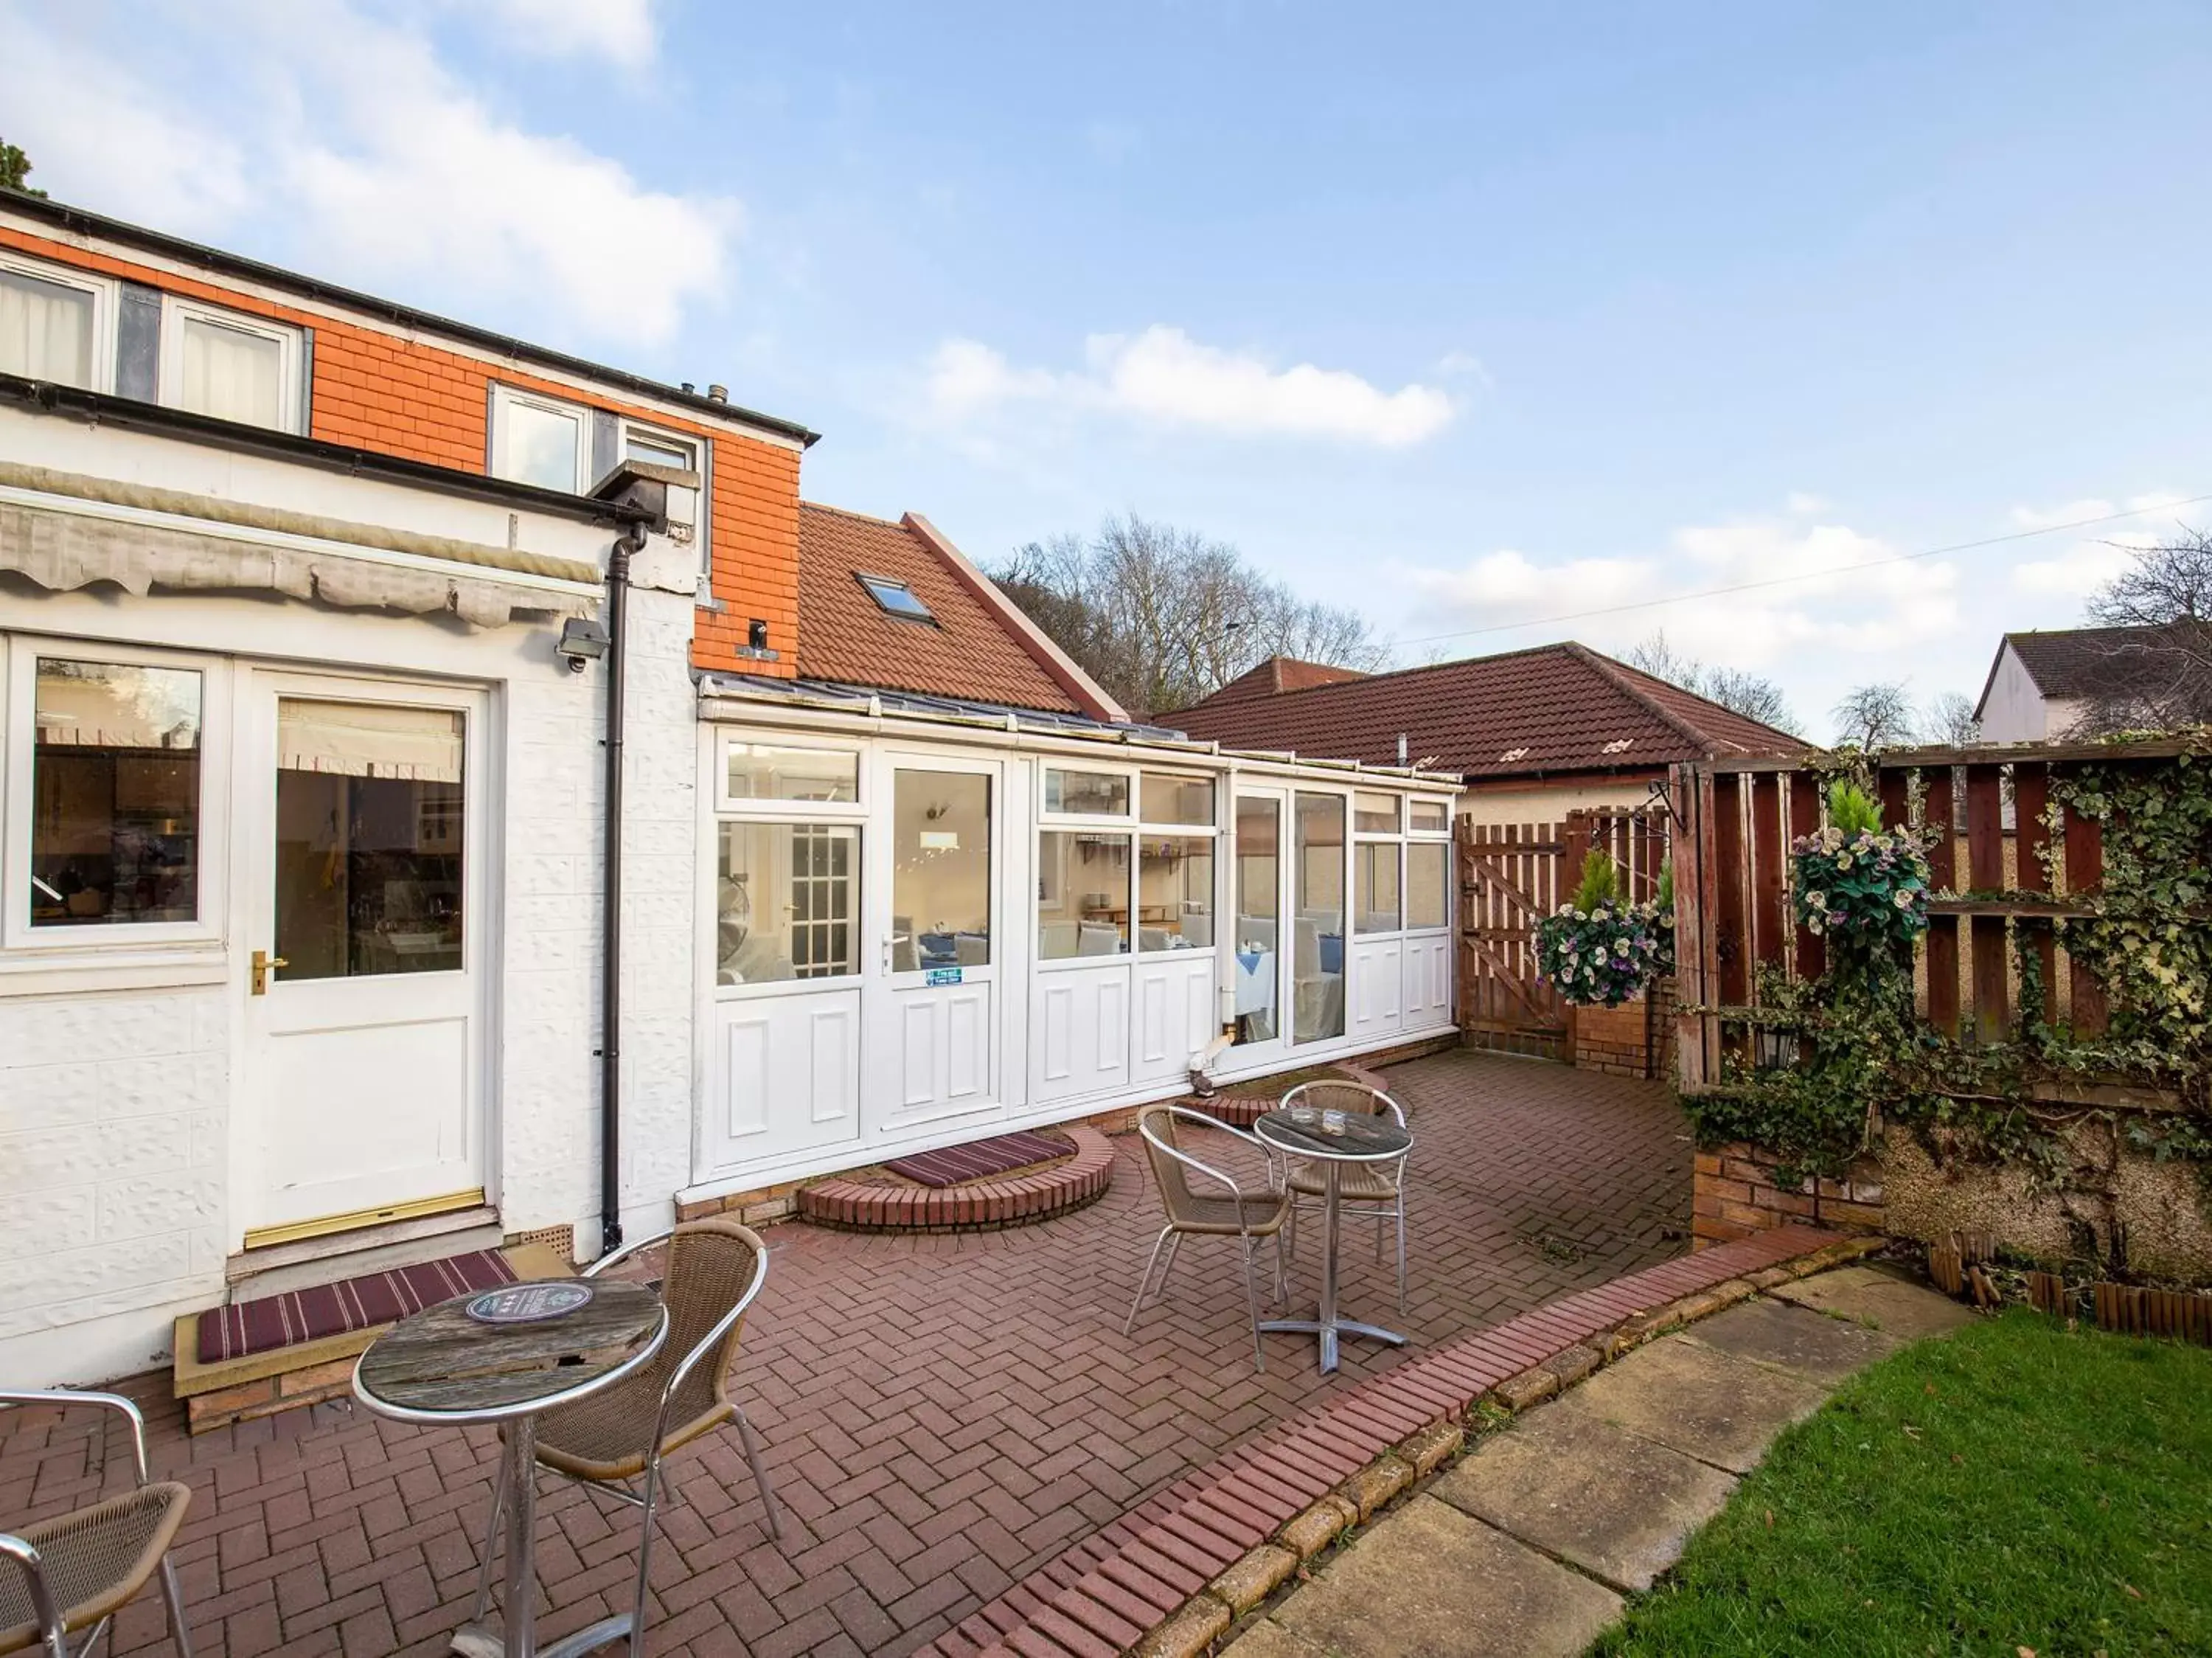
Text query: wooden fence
1458 808 1669 1061
1669 737 2199 1095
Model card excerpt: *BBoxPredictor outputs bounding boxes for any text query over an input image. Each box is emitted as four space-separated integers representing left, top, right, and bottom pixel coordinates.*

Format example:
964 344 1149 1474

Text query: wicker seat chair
1 1392 193 1658
471 1221 782 1656
1123 1106 1292 1372
1276 1080 1411 1314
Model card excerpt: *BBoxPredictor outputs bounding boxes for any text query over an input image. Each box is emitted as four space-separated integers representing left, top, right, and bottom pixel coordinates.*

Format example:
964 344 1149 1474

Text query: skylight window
858 573 935 623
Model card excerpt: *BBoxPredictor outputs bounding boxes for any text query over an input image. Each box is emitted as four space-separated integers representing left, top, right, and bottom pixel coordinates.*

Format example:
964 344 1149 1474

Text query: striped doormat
196 1249 517 1364
886 1131 1070 1189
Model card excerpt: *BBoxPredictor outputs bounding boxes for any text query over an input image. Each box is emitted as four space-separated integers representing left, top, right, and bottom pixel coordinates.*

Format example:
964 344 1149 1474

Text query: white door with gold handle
250 948 288 995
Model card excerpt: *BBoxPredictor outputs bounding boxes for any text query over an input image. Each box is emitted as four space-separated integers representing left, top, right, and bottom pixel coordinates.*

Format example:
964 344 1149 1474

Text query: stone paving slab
1227 1270 1973 1658
1765 1263 1980 1339
1549 1331 1830 1474
1259 1494 1624 1658
1678 1293 1905 1385
1429 1406 1737 1592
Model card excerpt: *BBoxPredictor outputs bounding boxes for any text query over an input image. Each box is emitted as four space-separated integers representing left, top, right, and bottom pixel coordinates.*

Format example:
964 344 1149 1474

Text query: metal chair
0 1392 193 1658
1276 1080 1411 1314
472 1221 782 1657
1123 1106 1292 1372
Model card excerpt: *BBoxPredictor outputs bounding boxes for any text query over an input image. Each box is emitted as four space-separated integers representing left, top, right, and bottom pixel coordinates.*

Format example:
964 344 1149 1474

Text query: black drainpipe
599 522 649 1254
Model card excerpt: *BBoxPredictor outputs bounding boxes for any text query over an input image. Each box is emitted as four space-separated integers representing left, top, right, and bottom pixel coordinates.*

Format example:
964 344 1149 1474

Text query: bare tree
1924 690 1980 748
989 515 1387 718
1622 631 1800 734
1832 681 1919 749
2076 528 2212 732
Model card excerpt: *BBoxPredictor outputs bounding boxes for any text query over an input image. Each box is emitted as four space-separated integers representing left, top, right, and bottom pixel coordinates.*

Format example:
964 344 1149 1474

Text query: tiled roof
1169 643 1806 778
796 503 1082 714
1993 625 2185 702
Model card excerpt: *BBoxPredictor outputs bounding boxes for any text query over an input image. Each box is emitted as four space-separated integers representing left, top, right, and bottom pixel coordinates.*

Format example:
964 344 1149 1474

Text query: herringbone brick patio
0 1050 1691 1658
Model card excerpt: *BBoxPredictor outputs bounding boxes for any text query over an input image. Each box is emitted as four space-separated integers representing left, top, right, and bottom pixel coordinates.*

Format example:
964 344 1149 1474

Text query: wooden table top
1253 1108 1412 1162
354 1279 666 1421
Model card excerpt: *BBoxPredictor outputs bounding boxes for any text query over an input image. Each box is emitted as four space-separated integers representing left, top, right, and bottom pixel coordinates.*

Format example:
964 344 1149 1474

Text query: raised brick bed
796 1129 1116 1232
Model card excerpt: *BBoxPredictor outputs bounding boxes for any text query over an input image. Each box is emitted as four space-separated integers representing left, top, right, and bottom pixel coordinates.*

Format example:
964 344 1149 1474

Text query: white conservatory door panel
1133 951 1216 1087
702 989 862 1176
1350 937 1405 1040
1033 963 1130 1106
1403 933 1453 1027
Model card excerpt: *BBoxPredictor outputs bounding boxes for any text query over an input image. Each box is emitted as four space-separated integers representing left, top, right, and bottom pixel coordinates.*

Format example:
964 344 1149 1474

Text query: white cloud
923 326 1455 447
2007 491 2196 601
1785 491 1831 515
473 0 658 66
0 0 730 348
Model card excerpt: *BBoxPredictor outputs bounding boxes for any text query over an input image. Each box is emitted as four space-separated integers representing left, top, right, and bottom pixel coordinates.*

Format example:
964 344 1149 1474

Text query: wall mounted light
556 617 610 673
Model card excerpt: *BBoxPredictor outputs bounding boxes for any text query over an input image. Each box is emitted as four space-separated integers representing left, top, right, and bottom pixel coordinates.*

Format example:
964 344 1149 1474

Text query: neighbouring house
0 194 1458 1387
1973 624 2195 742
1172 642 1805 825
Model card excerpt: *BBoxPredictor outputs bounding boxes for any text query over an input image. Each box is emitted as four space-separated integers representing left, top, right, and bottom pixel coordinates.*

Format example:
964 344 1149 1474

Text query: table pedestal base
1256 1316 1405 1373
451 1614 633 1658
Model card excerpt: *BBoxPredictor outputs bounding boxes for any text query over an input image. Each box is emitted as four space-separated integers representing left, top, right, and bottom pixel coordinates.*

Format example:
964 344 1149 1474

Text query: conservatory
684 679 1459 1199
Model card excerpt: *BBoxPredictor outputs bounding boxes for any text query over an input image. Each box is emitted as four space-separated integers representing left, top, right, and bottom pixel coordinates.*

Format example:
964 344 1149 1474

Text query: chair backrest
644 1220 767 1443
1280 1078 1405 1127
1136 1106 1217 1227
1078 921 1121 956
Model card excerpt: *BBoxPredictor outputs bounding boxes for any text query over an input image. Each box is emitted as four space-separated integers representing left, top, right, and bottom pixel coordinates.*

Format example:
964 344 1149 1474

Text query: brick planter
1693 1140 1887 1246
1571 977 1677 1081
796 1128 1116 1232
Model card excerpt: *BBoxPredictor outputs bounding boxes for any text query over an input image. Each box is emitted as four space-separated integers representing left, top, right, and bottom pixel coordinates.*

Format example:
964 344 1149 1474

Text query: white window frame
713 730 866 817
1133 772 1220 957
1038 763 1137 825
488 384 592 494
620 418 712 580
0 249 119 394
158 294 305 434
1 634 231 956
712 815 864 998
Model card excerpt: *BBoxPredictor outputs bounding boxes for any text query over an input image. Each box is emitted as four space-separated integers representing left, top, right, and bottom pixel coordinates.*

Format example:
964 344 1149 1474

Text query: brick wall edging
917 1224 1877 1658
794 1129 1116 1232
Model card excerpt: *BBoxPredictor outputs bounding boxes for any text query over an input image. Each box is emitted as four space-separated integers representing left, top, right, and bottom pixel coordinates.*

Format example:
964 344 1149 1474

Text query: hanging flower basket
1534 899 1668 1007
1792 825 1932 954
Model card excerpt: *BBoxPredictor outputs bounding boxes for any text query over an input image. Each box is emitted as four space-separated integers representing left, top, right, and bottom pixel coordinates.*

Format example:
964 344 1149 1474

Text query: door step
226 1205 504 1295
175 1240 569 1435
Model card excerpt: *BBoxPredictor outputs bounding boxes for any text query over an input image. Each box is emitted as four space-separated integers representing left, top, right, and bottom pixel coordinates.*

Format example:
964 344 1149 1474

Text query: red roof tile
1170 643 1804 777
796 504 1082 714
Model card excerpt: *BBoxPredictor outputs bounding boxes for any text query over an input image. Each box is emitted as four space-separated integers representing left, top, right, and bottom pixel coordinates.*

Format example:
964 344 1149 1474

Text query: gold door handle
251 950 288 995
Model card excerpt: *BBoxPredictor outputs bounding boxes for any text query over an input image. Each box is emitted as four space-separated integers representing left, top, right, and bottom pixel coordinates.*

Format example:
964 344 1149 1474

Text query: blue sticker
925 965 964 986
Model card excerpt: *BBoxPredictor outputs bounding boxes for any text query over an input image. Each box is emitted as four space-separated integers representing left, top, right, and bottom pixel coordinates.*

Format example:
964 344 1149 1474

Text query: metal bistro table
354 1278 669 1658
1253 1106 1413 1373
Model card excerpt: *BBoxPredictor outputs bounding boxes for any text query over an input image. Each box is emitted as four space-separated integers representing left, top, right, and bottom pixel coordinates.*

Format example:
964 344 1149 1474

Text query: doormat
197 1248 517 1364
886 1131 1071 1189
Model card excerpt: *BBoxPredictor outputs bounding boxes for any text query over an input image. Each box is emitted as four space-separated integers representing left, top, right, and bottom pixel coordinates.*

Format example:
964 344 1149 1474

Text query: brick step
171 1240 569 1435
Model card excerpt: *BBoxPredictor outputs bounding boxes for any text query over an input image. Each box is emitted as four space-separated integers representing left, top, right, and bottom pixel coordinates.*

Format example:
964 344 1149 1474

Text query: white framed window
1040 764 1134 819
159 296 303 433
490 385 592 493
3 635 230 953
0 250 117 392
717 819 862 988
622 420 699 476
714 732 865 816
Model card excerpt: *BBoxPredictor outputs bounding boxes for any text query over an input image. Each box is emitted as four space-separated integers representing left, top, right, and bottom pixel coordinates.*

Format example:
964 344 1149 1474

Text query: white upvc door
235 670 490 1246
1228 784 1292 1069
864 750 1004 1138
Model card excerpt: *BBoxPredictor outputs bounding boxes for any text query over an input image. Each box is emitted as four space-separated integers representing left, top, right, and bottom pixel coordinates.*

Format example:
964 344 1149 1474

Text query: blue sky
7 1 2211 735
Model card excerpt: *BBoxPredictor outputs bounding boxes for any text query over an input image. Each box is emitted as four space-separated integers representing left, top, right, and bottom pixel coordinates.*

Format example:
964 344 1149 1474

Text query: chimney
680 381 696 394
707 384 729 403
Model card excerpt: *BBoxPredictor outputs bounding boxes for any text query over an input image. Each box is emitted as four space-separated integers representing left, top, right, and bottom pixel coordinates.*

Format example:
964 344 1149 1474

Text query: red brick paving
0 1050 1693 1658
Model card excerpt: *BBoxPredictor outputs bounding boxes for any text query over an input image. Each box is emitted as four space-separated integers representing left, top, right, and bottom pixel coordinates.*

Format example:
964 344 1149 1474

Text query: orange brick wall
0 224 801 677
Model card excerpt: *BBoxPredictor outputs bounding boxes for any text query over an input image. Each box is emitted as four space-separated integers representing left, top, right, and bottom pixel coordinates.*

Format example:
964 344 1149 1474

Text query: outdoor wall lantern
556 617 611 673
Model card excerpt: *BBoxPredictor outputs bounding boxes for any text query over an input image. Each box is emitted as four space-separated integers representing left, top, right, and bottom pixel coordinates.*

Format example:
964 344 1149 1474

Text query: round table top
1254 1107 1412 1162
352 1278 668 1425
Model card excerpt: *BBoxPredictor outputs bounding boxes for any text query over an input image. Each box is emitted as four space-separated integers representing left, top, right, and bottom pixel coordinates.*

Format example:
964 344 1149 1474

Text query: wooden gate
1458 809 1669 1060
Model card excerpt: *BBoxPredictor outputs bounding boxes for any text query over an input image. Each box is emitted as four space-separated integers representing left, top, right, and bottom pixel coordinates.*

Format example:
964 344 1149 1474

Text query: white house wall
1977 642 2058 743
0 420 698 1385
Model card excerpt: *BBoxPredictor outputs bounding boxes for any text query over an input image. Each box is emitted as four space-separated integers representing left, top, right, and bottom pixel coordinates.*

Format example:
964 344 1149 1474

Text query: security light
556 617 611 672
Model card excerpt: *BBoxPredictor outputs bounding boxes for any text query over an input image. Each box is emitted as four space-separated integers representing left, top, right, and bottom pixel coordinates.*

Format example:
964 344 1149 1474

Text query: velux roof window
858 572 935 623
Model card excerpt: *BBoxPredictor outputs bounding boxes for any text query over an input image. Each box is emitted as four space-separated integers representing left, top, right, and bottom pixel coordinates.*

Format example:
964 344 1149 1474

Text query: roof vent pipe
1397 732 1409 766
707 384 728 403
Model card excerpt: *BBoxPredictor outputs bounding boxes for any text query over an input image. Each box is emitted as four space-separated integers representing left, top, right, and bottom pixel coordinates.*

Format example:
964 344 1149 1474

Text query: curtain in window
180 315 282 427
0 268 94 387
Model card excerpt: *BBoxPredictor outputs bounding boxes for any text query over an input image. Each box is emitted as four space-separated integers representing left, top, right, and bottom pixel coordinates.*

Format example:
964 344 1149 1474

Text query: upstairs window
858 573 934 623
0 257 109 389
162 298 302 432
490 386 590 493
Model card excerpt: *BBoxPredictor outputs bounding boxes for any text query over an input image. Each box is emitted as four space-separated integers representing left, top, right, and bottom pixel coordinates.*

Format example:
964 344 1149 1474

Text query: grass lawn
1595 1309 2212 1657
